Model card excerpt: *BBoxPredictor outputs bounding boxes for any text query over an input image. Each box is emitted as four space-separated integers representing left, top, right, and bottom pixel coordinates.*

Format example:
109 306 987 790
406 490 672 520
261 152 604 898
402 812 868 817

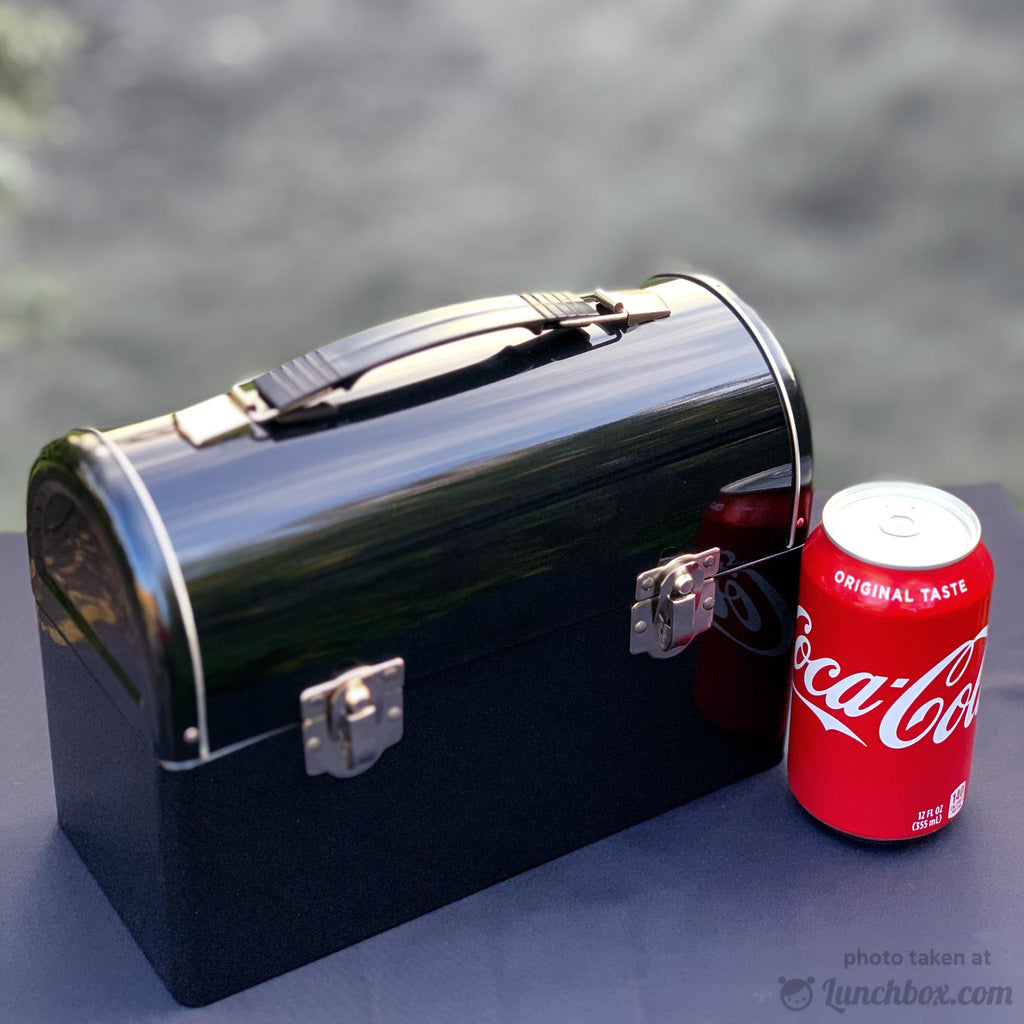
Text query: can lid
822 482 981 570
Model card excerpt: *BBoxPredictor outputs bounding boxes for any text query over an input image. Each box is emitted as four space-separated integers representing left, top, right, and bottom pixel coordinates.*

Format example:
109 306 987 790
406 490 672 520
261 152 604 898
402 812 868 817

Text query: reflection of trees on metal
33 273 811 757
0 3 80 349
189 381 785 695
31 487 144 701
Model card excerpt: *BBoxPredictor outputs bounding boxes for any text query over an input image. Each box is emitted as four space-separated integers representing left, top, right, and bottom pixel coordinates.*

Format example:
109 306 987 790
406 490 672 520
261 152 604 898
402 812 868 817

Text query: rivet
183 726 199 744
386 706 402 721
676 577 694 596
640 576 654 591
703 555 715 568
345 680 372 712
634 620 647 634
305 736 321 751
703 596 715 610
384 666 399 678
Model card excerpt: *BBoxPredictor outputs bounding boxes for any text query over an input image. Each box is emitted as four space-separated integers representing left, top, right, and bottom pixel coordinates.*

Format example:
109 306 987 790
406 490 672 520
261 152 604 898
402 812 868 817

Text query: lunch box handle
252 288 670 414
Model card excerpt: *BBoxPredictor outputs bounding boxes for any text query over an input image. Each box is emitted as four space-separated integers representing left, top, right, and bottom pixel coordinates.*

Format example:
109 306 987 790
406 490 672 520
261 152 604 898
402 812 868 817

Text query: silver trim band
158 724 296 771
86 427 211 760
669 274 806 549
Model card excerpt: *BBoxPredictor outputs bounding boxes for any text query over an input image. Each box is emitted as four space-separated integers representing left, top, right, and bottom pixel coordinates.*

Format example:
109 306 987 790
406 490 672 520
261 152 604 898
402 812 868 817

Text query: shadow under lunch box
27 272 812 1005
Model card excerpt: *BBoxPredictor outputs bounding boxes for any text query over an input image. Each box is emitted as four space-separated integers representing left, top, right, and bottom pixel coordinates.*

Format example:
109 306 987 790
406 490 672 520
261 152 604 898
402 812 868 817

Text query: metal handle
252 288 670 413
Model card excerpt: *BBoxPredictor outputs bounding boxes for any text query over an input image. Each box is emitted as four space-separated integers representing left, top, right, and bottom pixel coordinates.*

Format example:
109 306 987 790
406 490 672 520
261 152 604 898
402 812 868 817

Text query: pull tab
300 659 404 777
629 549 720 659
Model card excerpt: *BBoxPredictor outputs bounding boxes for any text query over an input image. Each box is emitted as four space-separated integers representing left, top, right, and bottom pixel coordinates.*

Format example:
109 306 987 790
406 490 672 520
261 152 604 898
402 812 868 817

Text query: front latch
300 658 405 778
629 548 720 658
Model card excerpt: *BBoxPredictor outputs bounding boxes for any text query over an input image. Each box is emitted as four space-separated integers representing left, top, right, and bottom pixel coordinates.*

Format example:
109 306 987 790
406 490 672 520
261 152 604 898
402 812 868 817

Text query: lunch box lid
28 275 811 767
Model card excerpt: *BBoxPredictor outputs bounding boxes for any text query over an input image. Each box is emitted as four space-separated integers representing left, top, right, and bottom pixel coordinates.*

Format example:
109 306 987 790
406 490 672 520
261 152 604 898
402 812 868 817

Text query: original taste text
833 570 968 605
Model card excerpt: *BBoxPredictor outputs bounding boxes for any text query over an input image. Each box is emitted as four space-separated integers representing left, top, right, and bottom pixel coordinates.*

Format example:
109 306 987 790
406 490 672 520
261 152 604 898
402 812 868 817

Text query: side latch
629 548 720 659
300 658 404 778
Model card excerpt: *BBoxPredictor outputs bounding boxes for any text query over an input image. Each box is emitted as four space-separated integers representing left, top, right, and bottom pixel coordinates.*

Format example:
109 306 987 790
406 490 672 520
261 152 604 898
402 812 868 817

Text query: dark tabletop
2 484 1022 1024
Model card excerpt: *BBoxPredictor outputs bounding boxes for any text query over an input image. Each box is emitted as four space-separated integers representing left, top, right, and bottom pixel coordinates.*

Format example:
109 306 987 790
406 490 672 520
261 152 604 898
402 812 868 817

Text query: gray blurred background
2 0 1022 529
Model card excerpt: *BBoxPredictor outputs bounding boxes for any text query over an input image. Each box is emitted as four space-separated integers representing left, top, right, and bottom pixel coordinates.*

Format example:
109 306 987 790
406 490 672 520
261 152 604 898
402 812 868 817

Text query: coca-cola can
787 482 994 840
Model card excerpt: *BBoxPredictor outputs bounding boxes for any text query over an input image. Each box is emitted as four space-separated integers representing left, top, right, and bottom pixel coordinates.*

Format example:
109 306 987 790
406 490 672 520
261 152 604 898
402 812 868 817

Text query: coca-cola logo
710 550 793 657
791 606 987 748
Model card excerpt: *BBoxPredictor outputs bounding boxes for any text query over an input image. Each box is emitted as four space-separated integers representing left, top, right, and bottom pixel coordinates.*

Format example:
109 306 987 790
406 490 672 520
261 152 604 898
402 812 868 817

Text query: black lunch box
27 272 812 1005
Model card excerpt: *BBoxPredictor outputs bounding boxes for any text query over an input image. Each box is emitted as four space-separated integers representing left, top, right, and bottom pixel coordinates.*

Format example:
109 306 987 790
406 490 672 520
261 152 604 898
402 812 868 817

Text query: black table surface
2 485 1022 1024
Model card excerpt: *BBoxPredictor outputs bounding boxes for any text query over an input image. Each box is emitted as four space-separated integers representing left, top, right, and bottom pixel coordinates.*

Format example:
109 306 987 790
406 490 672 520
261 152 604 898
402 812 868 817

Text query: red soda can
787 482 994 840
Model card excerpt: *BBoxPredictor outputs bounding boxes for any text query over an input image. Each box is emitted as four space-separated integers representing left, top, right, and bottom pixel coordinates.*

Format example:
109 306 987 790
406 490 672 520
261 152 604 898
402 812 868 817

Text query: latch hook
301 658 405 778
629 548 720 658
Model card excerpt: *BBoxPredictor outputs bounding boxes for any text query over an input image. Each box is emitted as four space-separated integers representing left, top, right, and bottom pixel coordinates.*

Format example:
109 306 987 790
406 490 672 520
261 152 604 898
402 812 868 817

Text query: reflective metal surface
822 481 982 569
28 275 811 761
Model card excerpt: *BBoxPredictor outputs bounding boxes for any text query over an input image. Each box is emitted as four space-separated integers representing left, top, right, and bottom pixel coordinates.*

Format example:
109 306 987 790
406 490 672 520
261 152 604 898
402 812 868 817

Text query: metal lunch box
27 272 812 1004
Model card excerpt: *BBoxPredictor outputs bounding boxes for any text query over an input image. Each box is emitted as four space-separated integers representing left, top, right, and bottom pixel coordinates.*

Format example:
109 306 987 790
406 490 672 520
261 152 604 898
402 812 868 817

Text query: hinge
629 548 720 658
300 658 404 778
524 288 671 330
173 384 276 448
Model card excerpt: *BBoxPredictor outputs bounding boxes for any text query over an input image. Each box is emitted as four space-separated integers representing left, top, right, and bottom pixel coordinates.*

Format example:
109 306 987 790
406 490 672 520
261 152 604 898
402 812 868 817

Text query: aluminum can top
822 481 981 571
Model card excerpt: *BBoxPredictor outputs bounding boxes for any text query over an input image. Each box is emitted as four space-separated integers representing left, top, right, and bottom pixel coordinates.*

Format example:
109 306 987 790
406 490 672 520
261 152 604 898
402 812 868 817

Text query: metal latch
300 658 404 778
629 548 720 658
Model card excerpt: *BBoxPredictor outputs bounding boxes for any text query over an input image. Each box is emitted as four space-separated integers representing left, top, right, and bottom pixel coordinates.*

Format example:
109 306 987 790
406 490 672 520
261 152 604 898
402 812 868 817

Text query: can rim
822 481 982 570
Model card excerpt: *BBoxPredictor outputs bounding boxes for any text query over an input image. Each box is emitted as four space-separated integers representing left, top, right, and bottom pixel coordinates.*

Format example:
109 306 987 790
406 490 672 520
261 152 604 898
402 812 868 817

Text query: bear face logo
778 976 814 1011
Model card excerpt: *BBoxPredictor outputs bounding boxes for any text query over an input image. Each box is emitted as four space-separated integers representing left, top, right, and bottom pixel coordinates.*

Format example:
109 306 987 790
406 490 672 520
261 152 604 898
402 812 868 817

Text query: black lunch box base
40 561 796 1007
